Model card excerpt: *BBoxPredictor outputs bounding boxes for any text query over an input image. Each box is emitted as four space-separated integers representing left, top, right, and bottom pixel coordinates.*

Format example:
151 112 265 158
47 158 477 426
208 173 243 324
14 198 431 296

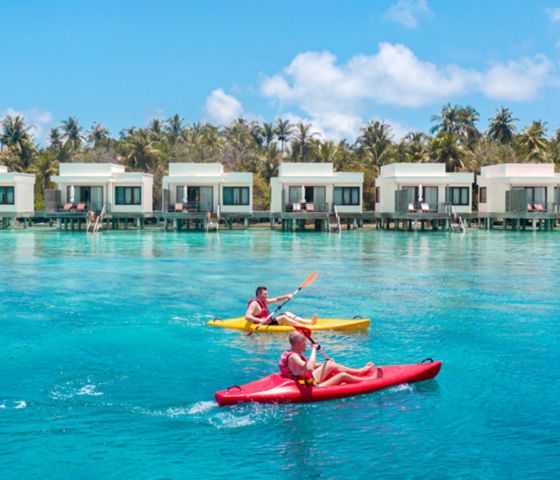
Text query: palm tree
355 120 393 171
487 107 518 144
60 116 84 151
519 121 548 162
275 118 293 156
30 151 58 195
120 128 164 171
291 122 319 162
148 118 164 142
165 114 184 145
261 122 276 147
0 115 35 169
428 131 467 172
88 122 111 147
430 103 461 135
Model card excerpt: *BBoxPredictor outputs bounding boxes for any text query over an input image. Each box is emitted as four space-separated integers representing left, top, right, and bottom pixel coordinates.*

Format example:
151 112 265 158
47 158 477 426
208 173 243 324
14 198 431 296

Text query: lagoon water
1 228 559 479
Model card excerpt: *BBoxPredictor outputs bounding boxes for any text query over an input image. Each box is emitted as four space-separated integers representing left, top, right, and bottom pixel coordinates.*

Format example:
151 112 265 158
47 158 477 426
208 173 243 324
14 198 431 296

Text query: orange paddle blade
300 272 317 289
294 326 312 339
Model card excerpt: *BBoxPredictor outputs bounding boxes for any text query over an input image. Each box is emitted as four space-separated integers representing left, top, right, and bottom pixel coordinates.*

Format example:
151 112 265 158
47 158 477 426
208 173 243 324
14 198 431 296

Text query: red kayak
215 359 442 406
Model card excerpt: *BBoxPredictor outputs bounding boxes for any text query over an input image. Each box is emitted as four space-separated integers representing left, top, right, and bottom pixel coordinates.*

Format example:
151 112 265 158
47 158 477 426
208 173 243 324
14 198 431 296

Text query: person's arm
266 293 293 304
288 345 318 374
245 301 265 324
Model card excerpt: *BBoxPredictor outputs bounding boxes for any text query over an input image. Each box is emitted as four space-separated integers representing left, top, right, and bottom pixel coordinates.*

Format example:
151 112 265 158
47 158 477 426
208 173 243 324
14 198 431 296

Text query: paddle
294 326 332 361
246 272 317 336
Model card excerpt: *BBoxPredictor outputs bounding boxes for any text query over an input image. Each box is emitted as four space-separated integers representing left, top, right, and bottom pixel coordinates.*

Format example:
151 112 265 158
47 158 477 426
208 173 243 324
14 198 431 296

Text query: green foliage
1 104 558 211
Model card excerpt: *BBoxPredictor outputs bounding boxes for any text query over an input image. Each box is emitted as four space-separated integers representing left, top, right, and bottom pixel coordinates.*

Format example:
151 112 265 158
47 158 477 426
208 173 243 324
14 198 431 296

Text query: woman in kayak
245 286 318 326
279 330 377 387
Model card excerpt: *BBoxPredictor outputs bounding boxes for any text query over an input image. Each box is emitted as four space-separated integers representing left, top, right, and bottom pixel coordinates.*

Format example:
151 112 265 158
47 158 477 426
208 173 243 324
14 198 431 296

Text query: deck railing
284 202 328 213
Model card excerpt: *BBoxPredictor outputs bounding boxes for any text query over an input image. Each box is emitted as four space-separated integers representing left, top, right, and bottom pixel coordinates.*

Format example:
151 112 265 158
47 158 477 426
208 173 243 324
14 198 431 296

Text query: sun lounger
174 203 184 212
408 203 417 213
62 203 74 211
528 203 535 212
305 203 314 212
75 203 87 212
420 203 433 213
292 203 302 212
535 203 547 212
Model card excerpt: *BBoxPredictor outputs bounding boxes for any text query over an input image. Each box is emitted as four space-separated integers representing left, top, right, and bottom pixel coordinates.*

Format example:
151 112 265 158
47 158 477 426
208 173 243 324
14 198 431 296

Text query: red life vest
278 351 316 385
248 298 269 319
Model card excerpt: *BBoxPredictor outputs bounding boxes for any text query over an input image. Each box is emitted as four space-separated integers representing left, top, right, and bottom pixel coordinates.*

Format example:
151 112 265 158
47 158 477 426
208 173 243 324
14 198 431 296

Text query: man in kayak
245 286 318 326
279 330 377 387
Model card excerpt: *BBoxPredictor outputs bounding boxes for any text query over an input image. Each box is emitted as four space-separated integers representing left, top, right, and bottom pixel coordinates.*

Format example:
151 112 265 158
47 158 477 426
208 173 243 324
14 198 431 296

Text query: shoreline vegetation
2 104 559 212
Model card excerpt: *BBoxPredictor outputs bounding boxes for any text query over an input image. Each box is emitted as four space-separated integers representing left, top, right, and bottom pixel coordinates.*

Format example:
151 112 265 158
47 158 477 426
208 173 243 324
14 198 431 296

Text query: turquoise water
1 229 559 479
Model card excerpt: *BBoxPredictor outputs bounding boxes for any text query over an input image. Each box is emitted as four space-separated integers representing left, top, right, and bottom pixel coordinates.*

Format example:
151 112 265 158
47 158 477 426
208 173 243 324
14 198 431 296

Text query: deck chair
62 203 74 211
535 203 547 212
420 203 432 212
305 203 314 212
174 203 184 212
408 203 417 213
75 202 87 212
292 203 302 212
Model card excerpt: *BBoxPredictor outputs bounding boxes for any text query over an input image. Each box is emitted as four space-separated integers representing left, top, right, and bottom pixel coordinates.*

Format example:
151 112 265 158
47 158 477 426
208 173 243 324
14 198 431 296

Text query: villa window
0 186 14 205
512 186 547 204
479 187 487 204
448 187 469 206
375 187 380 202
334 187 360 206
115 186 141 205
223 187 249 206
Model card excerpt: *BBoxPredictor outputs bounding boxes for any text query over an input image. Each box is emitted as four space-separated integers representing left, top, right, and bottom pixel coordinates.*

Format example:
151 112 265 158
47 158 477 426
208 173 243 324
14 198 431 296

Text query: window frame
0 186 15 205
223 186 250 206
334 186 360 206
115 186 142 206
448 187 470 206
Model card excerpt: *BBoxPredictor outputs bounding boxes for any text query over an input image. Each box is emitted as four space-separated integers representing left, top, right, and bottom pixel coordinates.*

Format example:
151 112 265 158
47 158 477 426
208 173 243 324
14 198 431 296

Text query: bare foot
359 362 374 374
310 313 318 325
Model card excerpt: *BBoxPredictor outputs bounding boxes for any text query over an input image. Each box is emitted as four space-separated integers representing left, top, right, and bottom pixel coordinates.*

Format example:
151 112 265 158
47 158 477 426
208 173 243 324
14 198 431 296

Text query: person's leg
313 360 374 378
276 312 318 326
319 370 378 388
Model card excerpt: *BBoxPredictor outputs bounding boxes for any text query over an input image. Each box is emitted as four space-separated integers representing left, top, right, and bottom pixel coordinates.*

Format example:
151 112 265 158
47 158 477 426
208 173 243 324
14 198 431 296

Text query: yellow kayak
207 317 370 332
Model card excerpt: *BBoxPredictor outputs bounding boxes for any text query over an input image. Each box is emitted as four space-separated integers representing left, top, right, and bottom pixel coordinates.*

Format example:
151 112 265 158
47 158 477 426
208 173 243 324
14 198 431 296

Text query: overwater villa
0 165 36 227
161 163 253 230
477 163 560 215
374 163 474 232
270 162 364 231
48 163 153 214
375 163 474 214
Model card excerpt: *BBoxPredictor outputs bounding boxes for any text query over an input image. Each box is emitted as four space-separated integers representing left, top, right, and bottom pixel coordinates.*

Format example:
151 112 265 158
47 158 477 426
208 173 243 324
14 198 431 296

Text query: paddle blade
300 272 317 289
294 326 312 339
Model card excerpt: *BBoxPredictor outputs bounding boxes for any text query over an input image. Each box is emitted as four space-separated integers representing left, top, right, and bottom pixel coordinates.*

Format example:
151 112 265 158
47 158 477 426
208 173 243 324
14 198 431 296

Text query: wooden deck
1 210 559 232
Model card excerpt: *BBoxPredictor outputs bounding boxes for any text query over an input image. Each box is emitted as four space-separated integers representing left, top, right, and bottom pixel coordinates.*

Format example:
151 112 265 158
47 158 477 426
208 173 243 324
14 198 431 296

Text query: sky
1 0 560 144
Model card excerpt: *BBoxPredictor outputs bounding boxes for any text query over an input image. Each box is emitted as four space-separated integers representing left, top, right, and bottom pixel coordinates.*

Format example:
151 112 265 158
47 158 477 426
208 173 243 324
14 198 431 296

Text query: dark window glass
448 187 469 206
223 187 249 206
480 187 487 203
334 187 360 206
115 186 141 205
375 187 380 202
0 186 15 205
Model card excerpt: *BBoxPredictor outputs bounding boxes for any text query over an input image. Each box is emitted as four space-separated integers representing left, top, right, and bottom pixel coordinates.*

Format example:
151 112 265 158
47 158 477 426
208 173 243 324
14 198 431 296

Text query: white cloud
384 0 433 29
260 43 554 140
546 7 560 23
479 55 551 101
1 107 54 144
205 88 243 125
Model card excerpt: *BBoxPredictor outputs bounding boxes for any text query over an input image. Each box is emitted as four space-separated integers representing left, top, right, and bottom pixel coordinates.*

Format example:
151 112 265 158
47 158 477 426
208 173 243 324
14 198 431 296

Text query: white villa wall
0 167 35 214
270 163 364 213
375 163 474 214
477 164 560 213
51 163 153 214
163 163 253 213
